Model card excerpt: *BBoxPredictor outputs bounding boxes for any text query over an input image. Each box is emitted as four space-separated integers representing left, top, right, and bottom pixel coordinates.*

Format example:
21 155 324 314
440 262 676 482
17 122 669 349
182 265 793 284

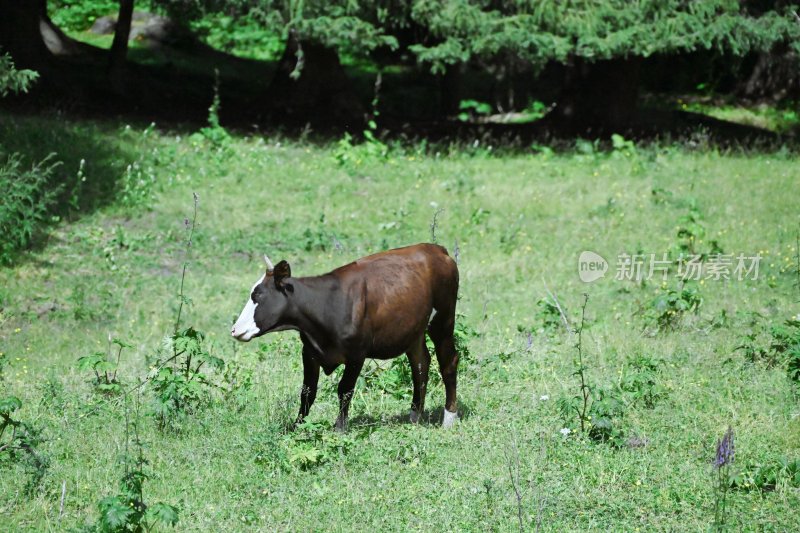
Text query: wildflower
560 427 571 436
714 426 735 468
539 395 549 401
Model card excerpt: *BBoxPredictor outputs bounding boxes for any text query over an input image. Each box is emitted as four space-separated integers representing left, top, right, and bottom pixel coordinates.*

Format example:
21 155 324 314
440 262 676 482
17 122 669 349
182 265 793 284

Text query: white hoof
442 409 458 428
409 409 420 424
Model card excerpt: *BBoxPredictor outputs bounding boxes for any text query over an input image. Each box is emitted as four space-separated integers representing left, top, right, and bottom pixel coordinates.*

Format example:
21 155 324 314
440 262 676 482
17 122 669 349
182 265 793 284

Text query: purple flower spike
714 426 735 468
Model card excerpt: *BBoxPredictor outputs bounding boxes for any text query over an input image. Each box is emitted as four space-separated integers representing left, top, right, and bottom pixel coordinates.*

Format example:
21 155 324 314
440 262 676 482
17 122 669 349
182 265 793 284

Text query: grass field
1 113 800 531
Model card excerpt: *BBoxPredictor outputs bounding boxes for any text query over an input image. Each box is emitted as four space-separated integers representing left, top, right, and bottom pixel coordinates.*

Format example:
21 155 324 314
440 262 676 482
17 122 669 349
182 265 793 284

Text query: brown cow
231 243 460 430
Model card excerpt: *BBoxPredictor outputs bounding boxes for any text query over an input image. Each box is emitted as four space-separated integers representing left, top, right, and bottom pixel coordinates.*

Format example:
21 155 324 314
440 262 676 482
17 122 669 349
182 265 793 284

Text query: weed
769 318 800 382
76 337 130 395
87 401 179 532
197 69 230 147
558 295 627 446
0 396 48 495
535 297 563 332
148 194 225 428
457 99 492 122
559 294 592 434
280 420 354 470
334 75 388 174
149 327 224 427
119 160 156 209
611 133 635 156
730 457 800 492
360 358 413 400
0 153 61 264
647 281 703 332
618 355 667 409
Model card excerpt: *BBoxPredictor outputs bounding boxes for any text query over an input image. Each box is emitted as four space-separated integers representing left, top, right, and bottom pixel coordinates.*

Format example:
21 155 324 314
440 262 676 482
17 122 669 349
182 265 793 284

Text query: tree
0 52 39 97
153 0 399 124
0 0 51 69
109 0 135 78
406 0 800 132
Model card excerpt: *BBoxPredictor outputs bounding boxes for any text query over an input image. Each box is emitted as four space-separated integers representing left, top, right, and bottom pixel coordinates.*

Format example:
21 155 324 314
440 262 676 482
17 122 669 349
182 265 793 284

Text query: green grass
1 113 800 531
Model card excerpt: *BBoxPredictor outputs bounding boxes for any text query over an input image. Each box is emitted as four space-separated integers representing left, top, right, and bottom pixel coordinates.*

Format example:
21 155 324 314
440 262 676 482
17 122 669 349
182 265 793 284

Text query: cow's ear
273 260 291 290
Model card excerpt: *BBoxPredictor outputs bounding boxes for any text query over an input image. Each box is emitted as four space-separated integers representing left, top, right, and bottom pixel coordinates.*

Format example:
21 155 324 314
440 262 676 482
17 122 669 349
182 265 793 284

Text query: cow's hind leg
406 333 431 423
429 307 459 427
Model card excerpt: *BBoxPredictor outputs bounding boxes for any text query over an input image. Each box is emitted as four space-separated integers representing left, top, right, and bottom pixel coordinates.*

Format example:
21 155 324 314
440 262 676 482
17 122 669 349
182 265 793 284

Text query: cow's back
330 244 458 356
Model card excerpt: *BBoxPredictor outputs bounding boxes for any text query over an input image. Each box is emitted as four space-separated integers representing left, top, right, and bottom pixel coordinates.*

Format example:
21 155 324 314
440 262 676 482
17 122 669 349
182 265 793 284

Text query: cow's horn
264 254 274 271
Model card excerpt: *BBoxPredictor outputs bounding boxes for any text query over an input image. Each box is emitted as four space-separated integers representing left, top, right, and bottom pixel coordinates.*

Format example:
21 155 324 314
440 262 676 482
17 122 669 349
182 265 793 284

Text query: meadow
1 113 799 531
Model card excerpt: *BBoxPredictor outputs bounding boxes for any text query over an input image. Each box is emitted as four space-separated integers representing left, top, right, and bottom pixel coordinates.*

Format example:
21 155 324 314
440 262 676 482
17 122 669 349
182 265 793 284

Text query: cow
231 243 460 430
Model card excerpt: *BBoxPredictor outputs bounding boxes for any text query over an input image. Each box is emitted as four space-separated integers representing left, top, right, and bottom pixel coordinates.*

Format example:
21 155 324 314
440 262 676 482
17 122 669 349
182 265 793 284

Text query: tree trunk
108 0 134 94
552 57 642 135
264 31 364 128
438 63 467 118
0 0 51 69
109 0 134 72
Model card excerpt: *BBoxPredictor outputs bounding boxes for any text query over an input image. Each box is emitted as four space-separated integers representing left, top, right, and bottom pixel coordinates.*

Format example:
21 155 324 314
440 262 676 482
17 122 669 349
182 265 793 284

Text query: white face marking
231 274 265 342
442 409 458 428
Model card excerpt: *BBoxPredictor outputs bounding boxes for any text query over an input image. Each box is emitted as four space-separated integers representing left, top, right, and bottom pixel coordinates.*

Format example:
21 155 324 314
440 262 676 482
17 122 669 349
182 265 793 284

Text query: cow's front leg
334 358 364 432
295 345 320 427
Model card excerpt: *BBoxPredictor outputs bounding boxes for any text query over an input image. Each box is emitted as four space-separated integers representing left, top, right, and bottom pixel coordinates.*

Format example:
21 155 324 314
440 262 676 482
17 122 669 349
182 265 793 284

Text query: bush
0 153 61 264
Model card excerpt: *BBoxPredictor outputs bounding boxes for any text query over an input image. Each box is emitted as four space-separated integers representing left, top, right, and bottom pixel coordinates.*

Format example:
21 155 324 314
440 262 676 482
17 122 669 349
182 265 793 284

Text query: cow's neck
285 275 337 352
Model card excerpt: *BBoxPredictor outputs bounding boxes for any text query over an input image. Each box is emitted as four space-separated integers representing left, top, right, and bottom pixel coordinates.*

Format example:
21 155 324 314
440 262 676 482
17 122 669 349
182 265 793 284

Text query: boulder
90 15 116 35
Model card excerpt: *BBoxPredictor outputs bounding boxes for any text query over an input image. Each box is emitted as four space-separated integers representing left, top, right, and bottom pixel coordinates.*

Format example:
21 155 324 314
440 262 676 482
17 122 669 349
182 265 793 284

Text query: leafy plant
0 153 61 264
558 295 627 446
149 328 224 427
0 396 48 494
736 330 770 364
647 282 703 332
147 194 225 428
0 51 38 96
770 318 800 382
618 355 666 409
198 69 230 147
77 338 131 395
88 404 179 532
281 420 354 470
457 99 492 122
611 133 635 155
119 160 157 209
535 297 563 332
585 388 626 447
730 457 800 492
361 358 413 400
453 312 479 368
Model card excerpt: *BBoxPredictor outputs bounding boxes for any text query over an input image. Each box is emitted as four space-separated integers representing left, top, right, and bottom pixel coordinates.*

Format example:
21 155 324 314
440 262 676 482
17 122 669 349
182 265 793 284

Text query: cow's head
231 255 293 342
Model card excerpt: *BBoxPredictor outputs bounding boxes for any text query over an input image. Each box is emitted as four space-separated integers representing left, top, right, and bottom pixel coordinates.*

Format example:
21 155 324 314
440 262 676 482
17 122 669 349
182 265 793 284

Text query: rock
90 16 117 35
88 12 195 49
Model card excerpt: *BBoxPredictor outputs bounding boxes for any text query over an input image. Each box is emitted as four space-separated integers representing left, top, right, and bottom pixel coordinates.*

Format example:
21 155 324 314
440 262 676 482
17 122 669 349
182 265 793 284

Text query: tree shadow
0 110 145 263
